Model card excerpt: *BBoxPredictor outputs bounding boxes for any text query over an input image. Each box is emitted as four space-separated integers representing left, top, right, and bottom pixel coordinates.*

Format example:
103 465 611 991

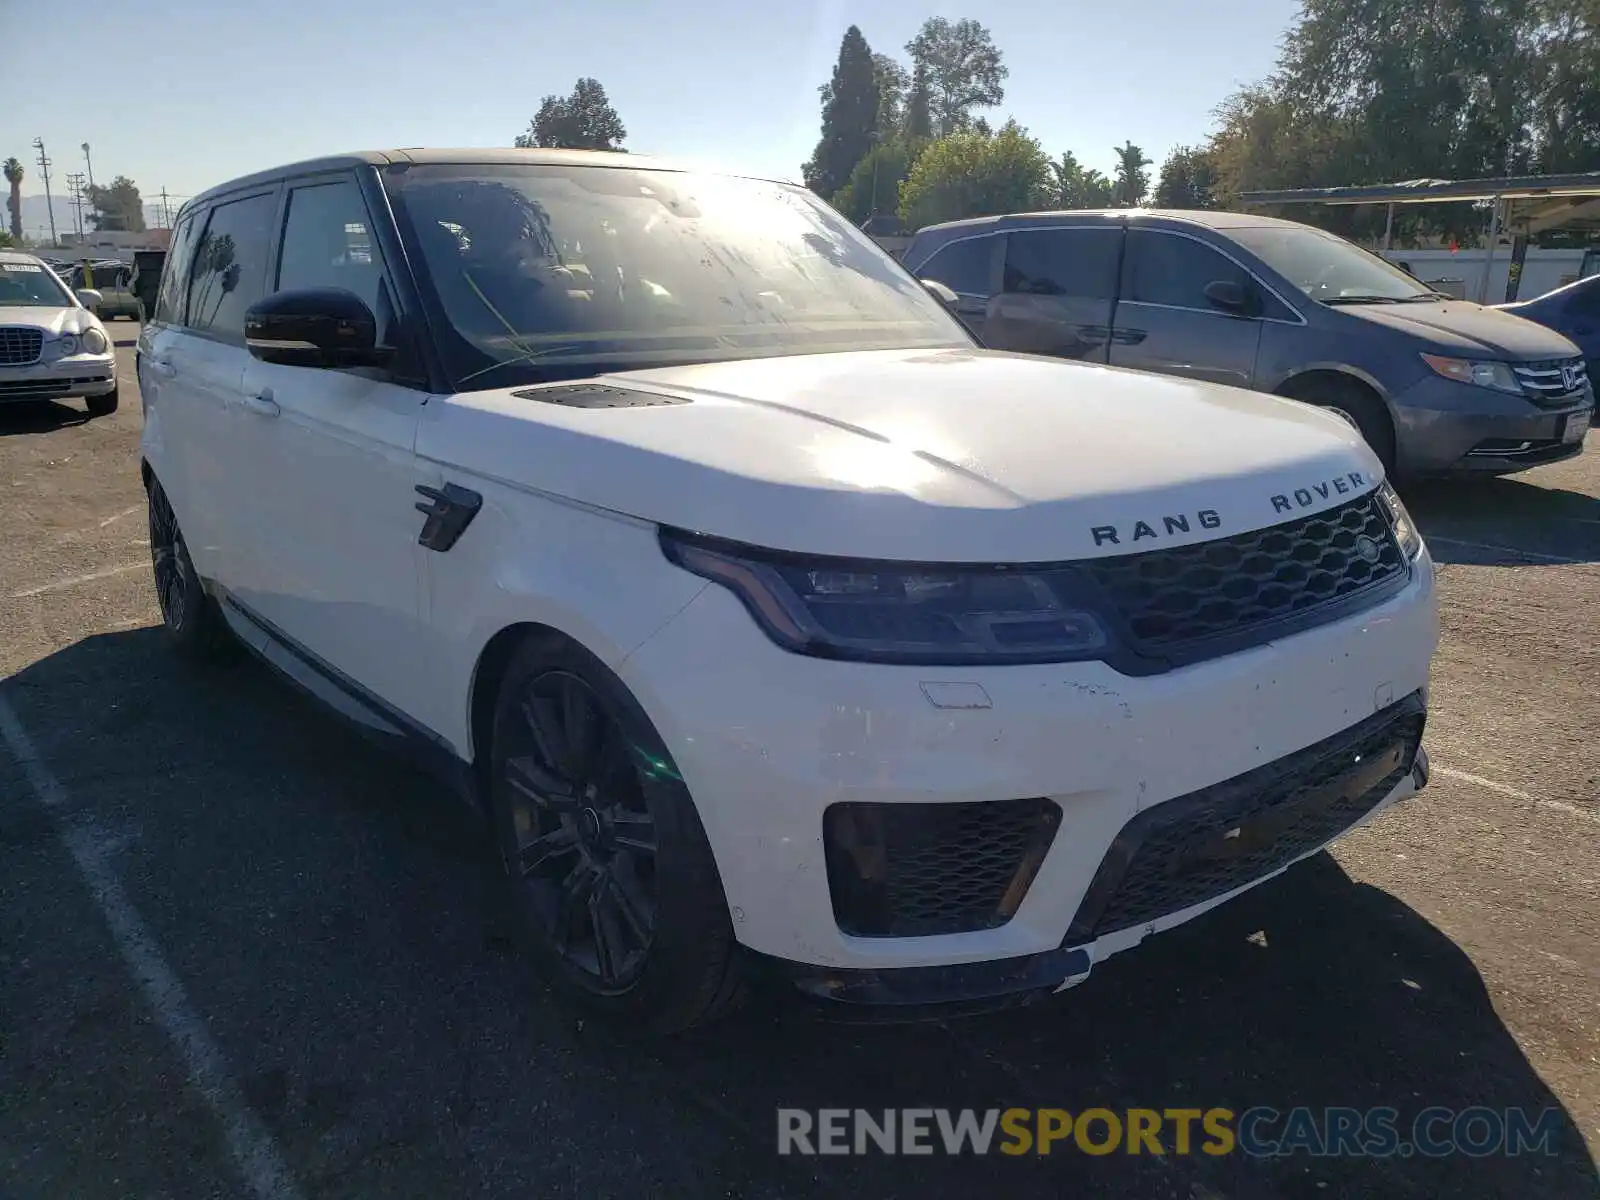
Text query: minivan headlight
660 531 1112 664
1420 354 1521 395
1376 480 1424 560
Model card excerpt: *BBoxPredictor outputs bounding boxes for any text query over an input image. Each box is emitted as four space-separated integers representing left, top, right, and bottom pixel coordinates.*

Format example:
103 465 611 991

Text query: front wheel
1283 378 1397 477
488 633 745 1032
86 388 119 417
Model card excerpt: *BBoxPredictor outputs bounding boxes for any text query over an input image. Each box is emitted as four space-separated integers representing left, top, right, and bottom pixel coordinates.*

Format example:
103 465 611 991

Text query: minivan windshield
385 163 970 387
0 259 74 308
1229 225 1438 304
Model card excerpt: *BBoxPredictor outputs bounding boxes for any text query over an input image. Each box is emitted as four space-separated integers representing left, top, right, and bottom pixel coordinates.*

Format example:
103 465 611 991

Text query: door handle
237 388 280 418
1111 329 1148 345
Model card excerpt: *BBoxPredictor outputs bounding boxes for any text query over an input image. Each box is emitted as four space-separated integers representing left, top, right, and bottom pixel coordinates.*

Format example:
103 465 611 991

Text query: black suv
905 210 1593 477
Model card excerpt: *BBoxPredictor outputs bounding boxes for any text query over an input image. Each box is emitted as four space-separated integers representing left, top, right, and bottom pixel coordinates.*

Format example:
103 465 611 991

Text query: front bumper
620 546 1440 1001
0 354 117 404
1390 374 1591 475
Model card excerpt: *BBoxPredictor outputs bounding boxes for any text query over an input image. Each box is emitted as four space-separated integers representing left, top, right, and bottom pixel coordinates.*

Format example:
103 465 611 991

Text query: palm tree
3 157 24 241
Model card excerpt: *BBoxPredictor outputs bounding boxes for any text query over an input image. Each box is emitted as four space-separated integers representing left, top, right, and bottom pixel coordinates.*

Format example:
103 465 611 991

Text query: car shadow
1404 475 1600 566
0 400 92 436
2 630 1594 1200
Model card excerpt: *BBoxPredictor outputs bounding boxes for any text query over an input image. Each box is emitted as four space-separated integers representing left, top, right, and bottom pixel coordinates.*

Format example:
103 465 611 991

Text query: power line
31 138 57 246
65 172 86 239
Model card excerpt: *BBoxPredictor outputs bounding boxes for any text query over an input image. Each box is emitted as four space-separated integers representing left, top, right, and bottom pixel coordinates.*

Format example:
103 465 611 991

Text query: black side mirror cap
1203 279 1263 318
921 278 960 311
245 287 394 369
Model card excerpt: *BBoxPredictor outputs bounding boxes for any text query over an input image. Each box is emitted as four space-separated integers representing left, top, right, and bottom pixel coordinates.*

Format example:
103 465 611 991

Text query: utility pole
81 142 96 192
31 138 58 246
65 171 86 239
159 187 172 228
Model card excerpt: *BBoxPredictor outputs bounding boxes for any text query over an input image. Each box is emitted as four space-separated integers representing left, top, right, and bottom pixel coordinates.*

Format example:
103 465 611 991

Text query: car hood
422 348 1384 563
1340 298 1580 359
0 305 99 335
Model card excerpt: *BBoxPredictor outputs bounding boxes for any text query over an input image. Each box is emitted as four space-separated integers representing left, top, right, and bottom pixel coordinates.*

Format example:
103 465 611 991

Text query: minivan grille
0 327 44 366
1082 491 1407 658
1513 357 1589 409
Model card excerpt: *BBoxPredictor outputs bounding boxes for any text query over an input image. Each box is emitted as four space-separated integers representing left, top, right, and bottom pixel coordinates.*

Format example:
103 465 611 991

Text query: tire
147 476 234 659
1283 377 1397 477
488 632 745 1032
86 388 119 417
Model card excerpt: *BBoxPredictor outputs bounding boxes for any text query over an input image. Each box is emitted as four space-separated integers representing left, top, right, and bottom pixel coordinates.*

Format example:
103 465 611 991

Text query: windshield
0 260 74 308
385 163 970 388
1229 225 1436 303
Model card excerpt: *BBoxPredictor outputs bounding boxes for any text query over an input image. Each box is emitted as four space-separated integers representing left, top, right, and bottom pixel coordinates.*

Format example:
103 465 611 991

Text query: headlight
660 531 1112 665
54 333 80 357
1376 481 1424 560
79 326 108 354
1420 353 1521 395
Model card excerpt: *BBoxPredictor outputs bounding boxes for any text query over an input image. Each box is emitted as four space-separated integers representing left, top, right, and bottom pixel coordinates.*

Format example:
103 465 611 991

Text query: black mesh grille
0 327 44 366
1083 492 1405 655
1066 693 1426 943
824 798 1061 937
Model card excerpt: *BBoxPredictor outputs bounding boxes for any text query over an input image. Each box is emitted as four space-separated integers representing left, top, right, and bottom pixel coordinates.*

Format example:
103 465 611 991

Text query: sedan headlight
79 326 108 354
661 531 1112 665
1420 353 1521 395
1376 480 1424 560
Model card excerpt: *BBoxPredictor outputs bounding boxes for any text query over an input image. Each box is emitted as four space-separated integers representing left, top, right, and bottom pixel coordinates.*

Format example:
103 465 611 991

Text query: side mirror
1203 279 1262 318
244 287 393 369
921 278 960 311
76 288 104 311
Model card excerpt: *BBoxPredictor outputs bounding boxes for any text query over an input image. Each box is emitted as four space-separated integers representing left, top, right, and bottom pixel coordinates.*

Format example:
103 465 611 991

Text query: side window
1566 282 1600 317
186 192 277 338
917 237 994 296
1124 230 1252 311
1003 229 1120 299
153 211 202 325
276 180 387 326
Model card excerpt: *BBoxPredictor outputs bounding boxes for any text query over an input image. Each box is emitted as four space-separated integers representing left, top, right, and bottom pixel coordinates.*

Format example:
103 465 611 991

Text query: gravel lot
2 330 1597 1199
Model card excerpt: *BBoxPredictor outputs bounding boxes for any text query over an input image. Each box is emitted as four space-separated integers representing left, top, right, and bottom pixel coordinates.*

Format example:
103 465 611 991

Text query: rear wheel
488 633 745 1032
1282 376 1397 477
147 476 233 659
86 388 119 417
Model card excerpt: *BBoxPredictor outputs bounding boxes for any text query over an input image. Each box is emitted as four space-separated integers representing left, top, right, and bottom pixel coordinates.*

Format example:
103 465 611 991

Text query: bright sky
6 0 1298 214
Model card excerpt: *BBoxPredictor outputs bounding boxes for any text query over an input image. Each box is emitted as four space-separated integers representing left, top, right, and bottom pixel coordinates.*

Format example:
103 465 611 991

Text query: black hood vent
510 384 690 409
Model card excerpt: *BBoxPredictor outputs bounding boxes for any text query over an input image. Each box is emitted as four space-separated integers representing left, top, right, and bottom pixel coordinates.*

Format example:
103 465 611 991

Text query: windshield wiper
1398 291 1452 301
1321 294 1403 305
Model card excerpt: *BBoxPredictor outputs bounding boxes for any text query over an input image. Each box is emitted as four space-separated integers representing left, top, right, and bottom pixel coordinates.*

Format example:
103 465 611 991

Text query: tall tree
515 78 627 151
831 137 930 224
3 157 23 241
1051 151 1115 208
904 17 1008 137
803 26 882 199
903 63 934 141
86 176 146 232
1154 145 1217 208
873 54 910 137
1112 142 1151 207
899 120 1053 228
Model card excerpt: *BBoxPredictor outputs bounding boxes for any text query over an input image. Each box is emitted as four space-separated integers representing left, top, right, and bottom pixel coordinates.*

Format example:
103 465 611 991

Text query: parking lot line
98 504 143 528
0 694 305 1200
1433 763 1599 824
10 562 147 599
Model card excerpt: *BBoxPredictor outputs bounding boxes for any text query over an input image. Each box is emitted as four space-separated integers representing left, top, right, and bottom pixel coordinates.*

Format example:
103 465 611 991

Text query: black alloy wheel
146 475 232 657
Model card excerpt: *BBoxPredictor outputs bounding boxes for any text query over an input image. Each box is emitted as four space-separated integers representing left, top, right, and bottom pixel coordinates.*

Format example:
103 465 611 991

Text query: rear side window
1003 229 1120 299
276 180 386 322
1124 230 1252 310
186 192 277 338
917 236 994 296
153 212 202 325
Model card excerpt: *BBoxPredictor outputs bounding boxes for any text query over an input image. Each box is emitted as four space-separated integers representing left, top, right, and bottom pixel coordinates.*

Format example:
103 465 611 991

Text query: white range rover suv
0 250 119 415
138 150 1439 1030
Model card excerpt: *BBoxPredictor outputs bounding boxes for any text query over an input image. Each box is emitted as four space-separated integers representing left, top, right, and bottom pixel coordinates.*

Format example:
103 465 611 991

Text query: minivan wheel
86 388 119 417
147 476 233 658
1284 378 1397 477
488 633 745 1032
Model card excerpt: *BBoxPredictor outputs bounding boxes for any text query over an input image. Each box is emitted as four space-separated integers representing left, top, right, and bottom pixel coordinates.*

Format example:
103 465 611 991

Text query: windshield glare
0 261 74 308
1229 226 1433 302
386 164 970 387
